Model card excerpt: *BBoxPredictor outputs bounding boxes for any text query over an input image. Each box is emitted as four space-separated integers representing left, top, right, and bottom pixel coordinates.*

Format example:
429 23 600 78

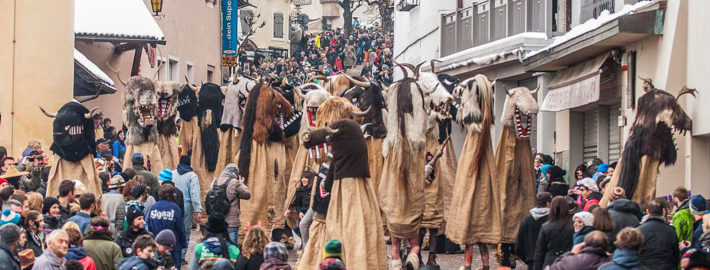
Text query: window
207 65 215 83
186 62 194 84
273 12 284 39
241 9 254 36
168 57 179 81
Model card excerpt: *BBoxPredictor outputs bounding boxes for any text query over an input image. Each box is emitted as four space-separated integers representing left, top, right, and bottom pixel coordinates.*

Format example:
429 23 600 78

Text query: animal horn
188 83 199 92
360 123 372 133
306 75 327 83
429 59 442 74
351 106 371 117
75 91 101 103
342 86 358 97
342 73 370 88
324 124 339 134
676 86 698 101
297 83 326 92
413 61 426 80
394 62 409 78
106 62 128 87
84 107 99 119
505 87 512 97
39 106 57 118
639 76 654 92
530 84 539 95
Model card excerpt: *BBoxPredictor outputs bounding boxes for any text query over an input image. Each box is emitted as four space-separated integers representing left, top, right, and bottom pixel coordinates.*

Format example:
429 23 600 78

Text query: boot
405 252 419 270
476 266 490 270
390 259 403 270
426 253 439 267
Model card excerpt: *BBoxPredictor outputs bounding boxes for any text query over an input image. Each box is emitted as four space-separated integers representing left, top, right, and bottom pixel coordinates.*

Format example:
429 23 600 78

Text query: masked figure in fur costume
236 83 293 241
154 81 181 169
216 75 255 174
601 78 695 206
122 76 165 175
192 83 225 203
307 72 372 96
40 94 102 197
494 85 539 266
301 99 387 270
178 83 199 156
445 75 500 270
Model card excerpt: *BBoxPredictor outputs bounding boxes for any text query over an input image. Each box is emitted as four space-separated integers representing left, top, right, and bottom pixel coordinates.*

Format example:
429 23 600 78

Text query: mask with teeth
124 76 159 145
41 102 97 162
154 81 180 136
501 86 539 139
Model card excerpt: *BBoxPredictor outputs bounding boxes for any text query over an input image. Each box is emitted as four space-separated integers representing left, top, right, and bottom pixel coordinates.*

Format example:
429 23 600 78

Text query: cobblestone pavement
184 227 528 269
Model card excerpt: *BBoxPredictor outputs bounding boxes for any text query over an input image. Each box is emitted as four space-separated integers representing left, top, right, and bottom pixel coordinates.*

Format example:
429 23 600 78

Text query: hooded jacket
548 246 610 270
573 225 595 246
637 216 679 270
65 247 97 270
598 249 647 270
0 242 20 270
172 167 202 213
672 199 694 242
608 199 641 239
84 231 123 270
514 207 549 266
145 199 186 269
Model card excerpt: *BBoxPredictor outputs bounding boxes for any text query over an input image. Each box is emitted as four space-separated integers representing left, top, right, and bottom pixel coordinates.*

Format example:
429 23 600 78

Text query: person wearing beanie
42 197 62 231
210 163 251 244
0 224 23 270
1 209 20 226
157 169 184 216
573 212 595 245
154 230 178 269
319 239 345 270
188 213 240 270
575 178 602 212
115 205 152 257
690 194 707 250
172 154 202 261
260 242 291 270
131 153 159 199
547 165 569 197
145 185 186 269
84 216 123 270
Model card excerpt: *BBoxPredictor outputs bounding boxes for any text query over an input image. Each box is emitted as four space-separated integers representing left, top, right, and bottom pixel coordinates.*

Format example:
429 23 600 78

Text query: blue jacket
112 140 126 160
573 225 595 246
118 256 150 270
172 166 202 213
145 200 186 269
66 212 92 234
599 249 647 270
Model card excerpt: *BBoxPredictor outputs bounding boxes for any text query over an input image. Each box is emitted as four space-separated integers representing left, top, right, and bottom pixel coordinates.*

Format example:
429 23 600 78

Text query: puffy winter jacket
188 237 240 270
672 199 694 243
637 216 679 270
0 242 20 270
608 199 640 239
599 248 649 270
65 247 97 270
548 246 610 270
514 207 549 266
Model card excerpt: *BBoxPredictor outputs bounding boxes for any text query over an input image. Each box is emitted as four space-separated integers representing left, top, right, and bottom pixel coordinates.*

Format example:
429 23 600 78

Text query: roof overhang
74 49 116 96
523 3 665 72
74 0 166 44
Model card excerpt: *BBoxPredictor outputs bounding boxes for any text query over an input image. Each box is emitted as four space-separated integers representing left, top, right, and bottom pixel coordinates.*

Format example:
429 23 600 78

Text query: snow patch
74 0 165 41
439 32 548 62
74 49 114 86
439 48 526 72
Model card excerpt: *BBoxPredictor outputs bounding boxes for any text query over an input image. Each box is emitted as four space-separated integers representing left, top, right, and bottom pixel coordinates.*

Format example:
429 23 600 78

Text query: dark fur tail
618 127 646 199
238 83 263 183
202 125 219 171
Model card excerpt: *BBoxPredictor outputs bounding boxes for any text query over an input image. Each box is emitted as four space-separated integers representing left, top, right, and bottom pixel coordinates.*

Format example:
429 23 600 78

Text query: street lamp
151 0 163 16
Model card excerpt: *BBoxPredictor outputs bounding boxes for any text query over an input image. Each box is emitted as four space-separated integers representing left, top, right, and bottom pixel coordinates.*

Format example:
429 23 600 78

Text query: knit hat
126 205 144 228
222 164 239 178
610 187 626 201
573 211 594 227
0 178 7 186
0 209 20 226
323 239 342 259
598 177 611 191
690 194 707 215
109 175 126 189
0 224 21 245
264 242 289 262
42 197 59 215
155 229 176 248
180 155 191 166
158 169 173 182
541 154 554 165
576 178 599 192
597 163 609 172
131 184 147 199
131 153 144 165
539 164 552 176
548 166 566 179
205 213 228 233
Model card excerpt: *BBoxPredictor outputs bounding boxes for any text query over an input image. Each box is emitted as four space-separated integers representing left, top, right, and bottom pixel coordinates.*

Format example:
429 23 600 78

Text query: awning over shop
74 0 165 44
74 49 117 96
540 52 610 112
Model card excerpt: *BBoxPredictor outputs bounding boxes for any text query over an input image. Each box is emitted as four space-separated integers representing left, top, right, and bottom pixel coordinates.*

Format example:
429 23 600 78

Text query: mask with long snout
501 85 539 139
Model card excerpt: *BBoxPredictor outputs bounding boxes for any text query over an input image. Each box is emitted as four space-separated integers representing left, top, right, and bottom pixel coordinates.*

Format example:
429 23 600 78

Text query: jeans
182 203 194 260
228 227 239 245
299 208 314 248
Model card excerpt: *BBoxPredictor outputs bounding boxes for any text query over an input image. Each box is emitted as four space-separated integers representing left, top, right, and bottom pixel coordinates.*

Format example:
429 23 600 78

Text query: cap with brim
1 166 28 179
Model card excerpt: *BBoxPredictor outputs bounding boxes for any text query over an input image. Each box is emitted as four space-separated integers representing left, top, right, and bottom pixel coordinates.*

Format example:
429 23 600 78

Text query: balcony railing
320 0 338 3
441 0 555 57
396 0 419 12
579 0 643 24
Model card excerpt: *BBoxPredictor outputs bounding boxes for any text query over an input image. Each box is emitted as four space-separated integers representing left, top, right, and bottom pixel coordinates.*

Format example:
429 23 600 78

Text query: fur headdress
154 81 180 137
198 83 225 172
382 78 428 157
43 102 97 162
124 76 159 145
177 84 198 121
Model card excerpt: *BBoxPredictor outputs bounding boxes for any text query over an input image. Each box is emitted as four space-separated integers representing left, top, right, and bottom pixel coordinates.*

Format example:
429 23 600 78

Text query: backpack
205 178 233 215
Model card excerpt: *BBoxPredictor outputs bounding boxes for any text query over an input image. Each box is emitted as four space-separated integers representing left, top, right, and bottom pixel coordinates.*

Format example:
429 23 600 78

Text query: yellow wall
0 0 75 157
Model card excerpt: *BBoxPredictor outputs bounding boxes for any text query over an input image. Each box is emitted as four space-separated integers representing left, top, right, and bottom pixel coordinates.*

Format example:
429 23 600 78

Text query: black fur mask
341 83 387 138
50 102 96 162
177 85 198 121
198 83 225 172
277 89 302 138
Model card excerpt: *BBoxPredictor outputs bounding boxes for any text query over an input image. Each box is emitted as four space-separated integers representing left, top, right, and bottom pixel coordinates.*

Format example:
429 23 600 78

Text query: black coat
533 219 575 270
608 199 640 239
161 181 184 215
637 216 679 270
548 247 611 270
0 243 20 270
515 212 548 265
293 185 311 215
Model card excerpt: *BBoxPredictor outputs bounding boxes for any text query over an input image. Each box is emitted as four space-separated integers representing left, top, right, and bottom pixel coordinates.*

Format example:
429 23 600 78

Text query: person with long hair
111 130 126 164
533 196 574 270
188 213 239 270
592 207 616 249
235 226 268 270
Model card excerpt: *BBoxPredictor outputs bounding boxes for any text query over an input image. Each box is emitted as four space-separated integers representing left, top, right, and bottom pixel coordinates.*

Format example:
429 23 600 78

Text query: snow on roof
74 48 114 86
439 32 548 63
524 1 653 60
74 0 165 41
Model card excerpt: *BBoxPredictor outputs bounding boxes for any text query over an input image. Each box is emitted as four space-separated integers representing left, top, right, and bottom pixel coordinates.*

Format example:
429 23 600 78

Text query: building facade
294 0 382 31
239 0 291 58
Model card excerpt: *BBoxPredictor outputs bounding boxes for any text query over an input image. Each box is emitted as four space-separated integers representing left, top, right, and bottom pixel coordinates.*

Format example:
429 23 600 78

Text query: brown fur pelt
383 78 427 158
123 76 159 145
316 97 361 128
154 81 180 136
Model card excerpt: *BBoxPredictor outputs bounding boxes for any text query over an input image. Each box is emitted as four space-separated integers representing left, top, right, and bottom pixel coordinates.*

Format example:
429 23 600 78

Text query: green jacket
189 237 240 270
134 165 159 197
84 235 124 270
673 200 694 242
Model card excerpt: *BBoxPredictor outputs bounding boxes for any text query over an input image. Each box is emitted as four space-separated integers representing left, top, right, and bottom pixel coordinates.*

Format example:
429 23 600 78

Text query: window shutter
240 10 253 35
274 13 284 38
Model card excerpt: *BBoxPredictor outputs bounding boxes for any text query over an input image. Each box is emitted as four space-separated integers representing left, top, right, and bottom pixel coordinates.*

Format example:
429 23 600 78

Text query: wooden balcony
396 0 419 12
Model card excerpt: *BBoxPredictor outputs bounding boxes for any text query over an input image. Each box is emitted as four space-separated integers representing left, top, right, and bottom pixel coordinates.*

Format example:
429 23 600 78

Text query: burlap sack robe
445 131 501 244
328 177 387 270
123 142 165 176
494 127 535 244
297 214 329 270
600 155 660 207
421 138 453 230
215 128 241 175
191 127 216 214
179 118 198 156
47 154 101 197
157 134 179 170
379 143 425 239
366 137 384 195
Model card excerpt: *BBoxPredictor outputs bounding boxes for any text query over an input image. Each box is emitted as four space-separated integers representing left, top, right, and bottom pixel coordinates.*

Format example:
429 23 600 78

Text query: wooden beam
114 43 144 55
131 47 143 76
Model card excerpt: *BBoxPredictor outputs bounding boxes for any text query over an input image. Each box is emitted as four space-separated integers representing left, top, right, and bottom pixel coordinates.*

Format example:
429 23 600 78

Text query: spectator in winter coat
319 239 346 270
34 229 69 270
64 227 97 270
157 169 184 215
689 194 707 250
672 186 694 243
0 224 23 270
546 166 569 197
515 192 552 266
235 226 268 270
57 180 76 222
103 175 126 232
188 213 240 270
575 178 602 212
607 197 641 240
533 196 575 270
42 197 62 231
572 211 594 245
66 193 96 234
131 154 159 199
115 206 152 257
117 235 157 270
599 228 645 270
211 164 251 245
153 230 177 269
637 200 679 270
548 231 611 270
260 242 291 270
592 207 616 247
172 155 202 261
23 210 45 256
83 217 123 270
293 174 312 219
145 185 186 269
536 164 552 194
